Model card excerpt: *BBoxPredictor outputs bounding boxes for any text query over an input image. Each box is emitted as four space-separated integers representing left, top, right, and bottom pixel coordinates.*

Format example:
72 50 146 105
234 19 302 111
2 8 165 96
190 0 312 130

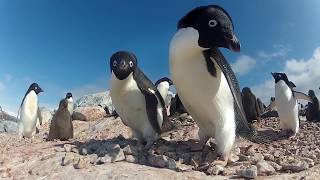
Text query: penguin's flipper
208 49 271 144
293 91 312 102
133 68 169 134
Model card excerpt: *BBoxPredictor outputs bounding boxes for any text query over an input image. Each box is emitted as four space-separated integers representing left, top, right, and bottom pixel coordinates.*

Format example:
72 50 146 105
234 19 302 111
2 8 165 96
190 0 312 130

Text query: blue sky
1 1 320 114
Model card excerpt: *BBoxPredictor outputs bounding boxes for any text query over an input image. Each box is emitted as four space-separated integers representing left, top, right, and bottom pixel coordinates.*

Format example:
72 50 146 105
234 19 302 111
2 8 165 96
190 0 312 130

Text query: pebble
256 160 275 176
268 161 282 171
206 165 224 175
148 154 168 168
239 165 257 179
63 144 72 152
74 158 89 169
125 155 138 163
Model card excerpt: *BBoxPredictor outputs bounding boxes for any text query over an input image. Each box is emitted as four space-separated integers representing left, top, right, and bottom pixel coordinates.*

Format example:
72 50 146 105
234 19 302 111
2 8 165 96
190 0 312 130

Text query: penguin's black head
270 97 275 102
28 83 43 95
110 51 137 80
308 90 315 97
155 77 174 87
271 72 290 84
177 5 240 51
242 87 252 95
66 92 73 99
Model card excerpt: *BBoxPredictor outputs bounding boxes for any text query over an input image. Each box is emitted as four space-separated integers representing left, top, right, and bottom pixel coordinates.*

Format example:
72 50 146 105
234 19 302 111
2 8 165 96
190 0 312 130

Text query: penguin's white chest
157 83 170 107
275 81 299 133
170 53 235 137
19 91 39 136
110 73 157 137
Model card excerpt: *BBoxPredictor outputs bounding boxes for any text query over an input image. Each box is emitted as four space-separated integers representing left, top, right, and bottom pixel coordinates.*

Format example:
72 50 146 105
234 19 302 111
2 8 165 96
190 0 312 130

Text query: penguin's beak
225 34 241 52
39 87 44 93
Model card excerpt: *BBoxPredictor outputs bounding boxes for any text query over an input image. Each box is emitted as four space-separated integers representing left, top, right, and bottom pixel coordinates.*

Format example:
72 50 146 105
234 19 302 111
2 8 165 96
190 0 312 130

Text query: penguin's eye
35 87 38 90
208 19 217 28
129 61 133 67
113 61 117 67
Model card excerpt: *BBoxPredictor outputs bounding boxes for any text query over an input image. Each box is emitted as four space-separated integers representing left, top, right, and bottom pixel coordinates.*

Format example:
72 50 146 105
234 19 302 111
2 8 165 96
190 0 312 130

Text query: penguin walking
155 77 174 115
18 83 43 138
271 72 311 137
110 51 168 148
48 93 74 141
169 5 269 165
306 90 320 122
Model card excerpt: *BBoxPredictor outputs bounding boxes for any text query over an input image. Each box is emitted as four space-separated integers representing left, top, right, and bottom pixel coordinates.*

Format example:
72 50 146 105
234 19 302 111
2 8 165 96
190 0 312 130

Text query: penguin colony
13 5 318 167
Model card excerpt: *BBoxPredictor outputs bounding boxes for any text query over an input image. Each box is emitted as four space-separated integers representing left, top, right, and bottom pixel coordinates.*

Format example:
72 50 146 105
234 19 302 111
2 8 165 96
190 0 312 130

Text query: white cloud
252 47 320 104
231 55 256 76
258 45 290 60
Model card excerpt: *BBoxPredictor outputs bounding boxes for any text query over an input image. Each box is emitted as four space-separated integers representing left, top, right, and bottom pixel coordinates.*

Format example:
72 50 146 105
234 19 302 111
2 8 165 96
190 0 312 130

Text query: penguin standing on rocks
18 83 43 138
306 90 320 122
169 5 269 165
257 98 266 115
271 72 311 137
110 51 168 149
48 93 74 141
155 77 174 115
241 87 260 123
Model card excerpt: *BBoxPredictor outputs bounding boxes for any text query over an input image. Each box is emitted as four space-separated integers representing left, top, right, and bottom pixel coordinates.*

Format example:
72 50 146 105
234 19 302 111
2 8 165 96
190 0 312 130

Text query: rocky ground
1 114 320 179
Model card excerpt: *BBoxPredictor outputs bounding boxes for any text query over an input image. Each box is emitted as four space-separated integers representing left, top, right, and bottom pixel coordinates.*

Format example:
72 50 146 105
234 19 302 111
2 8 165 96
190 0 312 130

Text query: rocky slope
1 113 320 179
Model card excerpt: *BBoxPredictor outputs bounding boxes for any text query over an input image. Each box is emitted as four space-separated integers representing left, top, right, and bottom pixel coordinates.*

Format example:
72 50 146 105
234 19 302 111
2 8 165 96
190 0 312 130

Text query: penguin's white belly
110 74 158 140
171 55 235 137
19 92 38 137
275 82 299 133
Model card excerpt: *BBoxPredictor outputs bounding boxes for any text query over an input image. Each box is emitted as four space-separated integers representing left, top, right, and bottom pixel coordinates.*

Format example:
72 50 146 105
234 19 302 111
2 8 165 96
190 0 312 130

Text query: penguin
169 5 269 165
65 92 74 115
155 77 174 115
271 72 311 137
257 98 266 115
18 83 43 138
48 94 73 140
109 51 168 148
306 90 320 122
241 87 260 123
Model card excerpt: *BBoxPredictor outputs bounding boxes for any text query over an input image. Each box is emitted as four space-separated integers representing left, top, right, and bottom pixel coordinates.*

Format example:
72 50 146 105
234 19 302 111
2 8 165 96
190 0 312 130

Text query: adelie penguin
48 93 74 141
155 77 173 115
169 5 269 165
18 83 43 138
271 72 311 137
110 51 168 149
241 87 260 123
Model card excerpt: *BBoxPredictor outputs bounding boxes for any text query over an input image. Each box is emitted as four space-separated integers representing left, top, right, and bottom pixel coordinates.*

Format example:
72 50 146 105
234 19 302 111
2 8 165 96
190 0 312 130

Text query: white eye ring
113 61 117 67
208 19 217 27
129 61 133 67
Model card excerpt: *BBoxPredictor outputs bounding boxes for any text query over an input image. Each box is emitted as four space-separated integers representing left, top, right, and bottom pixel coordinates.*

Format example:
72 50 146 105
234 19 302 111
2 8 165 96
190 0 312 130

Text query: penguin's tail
238 130 272 144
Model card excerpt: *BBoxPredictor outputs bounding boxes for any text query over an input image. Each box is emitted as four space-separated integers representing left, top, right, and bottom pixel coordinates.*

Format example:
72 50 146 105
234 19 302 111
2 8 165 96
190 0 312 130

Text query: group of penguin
16 5 315 166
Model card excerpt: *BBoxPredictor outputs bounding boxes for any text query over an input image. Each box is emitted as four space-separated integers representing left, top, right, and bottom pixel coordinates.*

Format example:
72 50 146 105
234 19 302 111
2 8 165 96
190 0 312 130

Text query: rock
264 154 275 161
273 150 282 158
261 110 279 118
122 145 138 156
176 162 193 172
0 120 18 133
55 147 65 152
281 158 309 172
62 153 76 166
256 160 276 176
253 153 264 162
38 107 53 124
228 154 239 163
97 156 112 164
206 165 224 175
75 91 113 113
167 158 177 170
73 158 89 169
239 165 258 179
268 161 282 171
87 154 98 164
125 155 138 163
73 106 106 121
71 147 80 154
300 157 315 167
148 154 168 168
0 108 18 122
63 144 73 152
80 146 89 155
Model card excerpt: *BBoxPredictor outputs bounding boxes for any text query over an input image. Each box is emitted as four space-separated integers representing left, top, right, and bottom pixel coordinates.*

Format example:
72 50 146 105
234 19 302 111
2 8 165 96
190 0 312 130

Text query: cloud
231 55 256 76
252 47 320 104
258 45 290 60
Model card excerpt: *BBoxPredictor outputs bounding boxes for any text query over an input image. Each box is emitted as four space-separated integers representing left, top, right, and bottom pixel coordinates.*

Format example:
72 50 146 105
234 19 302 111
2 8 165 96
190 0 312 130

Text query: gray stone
97 156 112 164
62 153 76 166
167 158 177 170
63 144 72 153
268 161 282 171
281 159 309 172
300 157 314 167
207 165 224 175
228 154 239 163
122 145 138 156
0 120 18 133
87 154 98 164
125 155 138 163
239 165 258 179
75 91 114 113
73 158 89 169
264 154 275 161
256 160 275 176
148 154 168 168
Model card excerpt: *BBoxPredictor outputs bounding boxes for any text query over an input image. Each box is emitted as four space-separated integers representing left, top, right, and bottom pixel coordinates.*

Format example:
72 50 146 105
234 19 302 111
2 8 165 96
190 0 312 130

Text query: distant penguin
257 98 266 115
110 51 168 148
155 77 174 115
241 87 260 123
306 90 320 122
169 94 188 116
18 83 43 138
271 72 311 137
65 92 74 115
169 5 269 164
48 94 73 140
